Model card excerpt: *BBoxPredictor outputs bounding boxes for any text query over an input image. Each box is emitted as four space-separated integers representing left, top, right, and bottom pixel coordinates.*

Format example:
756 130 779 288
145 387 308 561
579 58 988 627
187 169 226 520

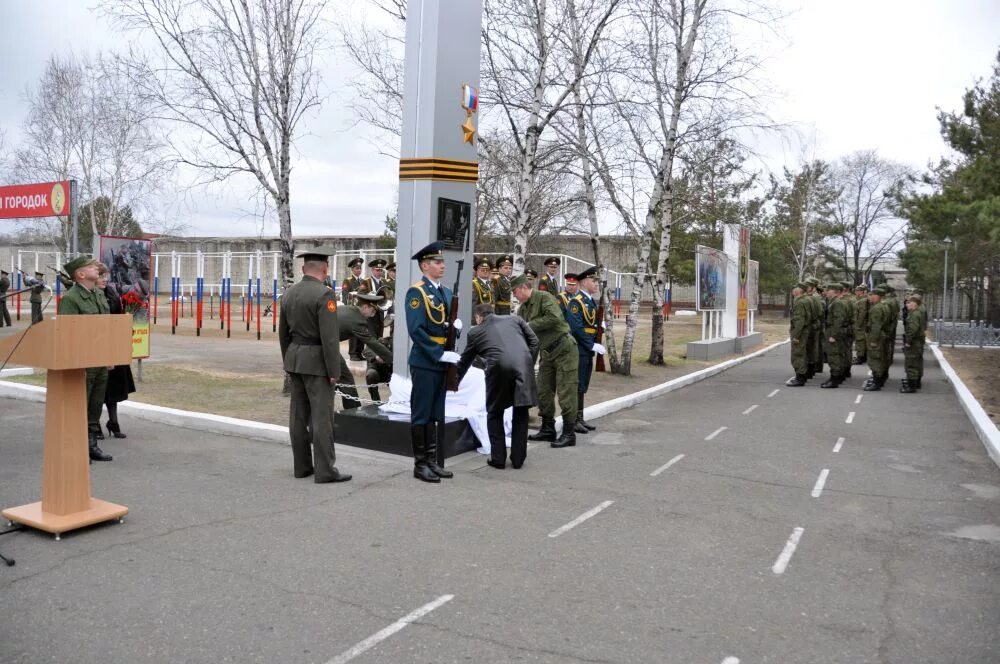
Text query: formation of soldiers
786 277 927 393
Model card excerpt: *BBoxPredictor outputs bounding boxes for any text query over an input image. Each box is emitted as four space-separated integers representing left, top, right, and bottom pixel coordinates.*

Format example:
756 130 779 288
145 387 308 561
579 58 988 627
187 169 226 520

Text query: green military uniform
900 295 927 392
472 276 495 306
786 284 810 386
341 257 365 360
492 255 513 315
864 287 892 391
839 282 855 372
0 271 11 327
804 278 823 376
853 285 869 364
30 272 45 324
538 257 561 295
279 249 351 483
882 286 899 368
58 257 113 461
335 301 393 409
517 277 578 447
821 284 849 387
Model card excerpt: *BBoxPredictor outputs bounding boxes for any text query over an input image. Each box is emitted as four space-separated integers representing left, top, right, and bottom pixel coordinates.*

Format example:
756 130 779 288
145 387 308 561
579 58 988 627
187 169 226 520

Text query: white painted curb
930 343 1000 468
0 367 33 378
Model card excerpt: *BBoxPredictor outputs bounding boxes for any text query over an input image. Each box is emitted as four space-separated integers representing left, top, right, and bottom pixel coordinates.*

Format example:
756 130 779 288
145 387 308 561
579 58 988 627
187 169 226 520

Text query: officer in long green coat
335 292 393 409
900 293 927 393
821 282 849 388
852 284 869 364
58 256 113 462
278 247 351 483
864 286 891 391
0 270 11 327
804 277 823 377
786 283 811 386
513 274 578 448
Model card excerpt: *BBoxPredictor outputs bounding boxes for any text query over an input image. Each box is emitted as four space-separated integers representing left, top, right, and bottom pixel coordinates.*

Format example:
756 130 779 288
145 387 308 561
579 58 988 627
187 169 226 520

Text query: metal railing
934 320 1000 347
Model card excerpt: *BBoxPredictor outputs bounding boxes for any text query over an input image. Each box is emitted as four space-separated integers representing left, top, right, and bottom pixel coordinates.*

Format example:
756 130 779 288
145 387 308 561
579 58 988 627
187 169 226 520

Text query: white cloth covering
380 369 511 454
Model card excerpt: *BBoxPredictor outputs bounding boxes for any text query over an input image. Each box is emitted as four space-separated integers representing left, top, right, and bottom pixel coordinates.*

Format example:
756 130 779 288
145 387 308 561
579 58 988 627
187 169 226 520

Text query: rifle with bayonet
445 217 472 391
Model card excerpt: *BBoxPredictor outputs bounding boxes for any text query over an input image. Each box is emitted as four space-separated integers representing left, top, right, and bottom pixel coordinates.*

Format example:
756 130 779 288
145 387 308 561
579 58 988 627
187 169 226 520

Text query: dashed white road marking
832 437 845 453
772 527 805 575
548 500 615 538
811 469 830 498
325 594 454 664
722 658 741 664
845 411 856 424
705 426 728 441
742 404 759 415
767 389 780 398
855 394 863 404
650 454 685 477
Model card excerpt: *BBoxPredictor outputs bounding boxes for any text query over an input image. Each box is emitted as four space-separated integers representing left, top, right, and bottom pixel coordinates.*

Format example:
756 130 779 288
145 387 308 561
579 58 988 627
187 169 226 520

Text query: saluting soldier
853 284 870 365
278 247 351 483
786 283 810 386
821 282 849 388
58 256 113 462
335 292 393 409
341 257 365 360
864 286 892 391
513 273 579 448
570 267 605 432
492 255 514 315
405 241 459 483
538 257 560 293
900 293 927 393
30 271 46 324
0 269 11 327
472 256 496 308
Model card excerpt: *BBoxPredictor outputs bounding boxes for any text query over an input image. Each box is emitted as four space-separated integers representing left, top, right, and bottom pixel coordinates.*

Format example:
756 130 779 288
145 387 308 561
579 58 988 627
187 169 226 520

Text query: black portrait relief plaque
437 198 470 250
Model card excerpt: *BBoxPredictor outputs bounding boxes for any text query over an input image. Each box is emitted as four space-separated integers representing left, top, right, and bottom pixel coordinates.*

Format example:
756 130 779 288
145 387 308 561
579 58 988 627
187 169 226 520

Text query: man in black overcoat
456 303 539 469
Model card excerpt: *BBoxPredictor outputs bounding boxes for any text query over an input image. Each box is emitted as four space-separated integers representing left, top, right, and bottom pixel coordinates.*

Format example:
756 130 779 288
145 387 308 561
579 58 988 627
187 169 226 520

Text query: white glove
452 318 463 331
601 320 606 330
440 351 461 364
592 342 606 356
385 313 394 324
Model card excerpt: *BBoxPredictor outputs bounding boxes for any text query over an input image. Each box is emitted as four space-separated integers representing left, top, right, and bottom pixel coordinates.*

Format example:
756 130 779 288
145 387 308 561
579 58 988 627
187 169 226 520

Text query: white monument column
722 224 740 338
392 0 484 376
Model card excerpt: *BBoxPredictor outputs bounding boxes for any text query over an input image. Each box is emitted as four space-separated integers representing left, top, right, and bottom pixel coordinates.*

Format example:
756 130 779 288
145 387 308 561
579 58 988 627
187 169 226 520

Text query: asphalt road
1 345 998 663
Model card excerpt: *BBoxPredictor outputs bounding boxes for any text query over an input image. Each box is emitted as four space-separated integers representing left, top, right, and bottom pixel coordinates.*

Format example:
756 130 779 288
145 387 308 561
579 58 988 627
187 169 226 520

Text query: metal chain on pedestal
334 382 392 407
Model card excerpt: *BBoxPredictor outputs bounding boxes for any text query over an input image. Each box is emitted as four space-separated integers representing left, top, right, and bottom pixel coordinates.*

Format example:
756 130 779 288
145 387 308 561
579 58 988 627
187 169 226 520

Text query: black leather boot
864 377 882 392
89 430 113 462
578 393 595 431
528 417 557 442
899 379 916 393
785 374 807 387
820 375 839 388
551 418 576 448
913 378 921 390
425 423 453 479
853 355 866 365
106 421 127 439
410 424 439 483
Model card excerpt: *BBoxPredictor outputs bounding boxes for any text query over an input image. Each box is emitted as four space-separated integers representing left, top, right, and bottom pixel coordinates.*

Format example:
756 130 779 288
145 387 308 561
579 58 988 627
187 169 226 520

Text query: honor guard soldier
0 269 11 327
786 282 810 386
492 255 514 315
472 256 496 308
30 271 46 324
569 267 606 432
513 273 579 448
853 284 869 364
900 293 927 393
864 286 891 391
538 257 560 293
279 247 351 483
405 241 459 483
58 256 113 462
820 282 849 388
342 257 365 360
336 292 393 408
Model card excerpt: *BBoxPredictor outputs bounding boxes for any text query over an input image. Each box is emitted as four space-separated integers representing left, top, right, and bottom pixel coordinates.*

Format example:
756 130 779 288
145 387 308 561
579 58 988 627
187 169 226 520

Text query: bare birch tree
104 0 327 285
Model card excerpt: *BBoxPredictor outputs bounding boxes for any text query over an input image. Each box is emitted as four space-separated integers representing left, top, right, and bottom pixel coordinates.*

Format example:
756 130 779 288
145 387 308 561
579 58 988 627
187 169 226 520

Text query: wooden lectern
2 315 133 539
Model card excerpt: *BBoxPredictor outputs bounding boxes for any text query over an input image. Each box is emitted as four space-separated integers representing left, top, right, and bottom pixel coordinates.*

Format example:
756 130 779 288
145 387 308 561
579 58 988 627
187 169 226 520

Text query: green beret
63 255 99 276
510 274 530 288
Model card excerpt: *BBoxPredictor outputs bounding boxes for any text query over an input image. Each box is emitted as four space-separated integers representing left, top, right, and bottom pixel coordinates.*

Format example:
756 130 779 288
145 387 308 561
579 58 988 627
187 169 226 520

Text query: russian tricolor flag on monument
462 84 478 112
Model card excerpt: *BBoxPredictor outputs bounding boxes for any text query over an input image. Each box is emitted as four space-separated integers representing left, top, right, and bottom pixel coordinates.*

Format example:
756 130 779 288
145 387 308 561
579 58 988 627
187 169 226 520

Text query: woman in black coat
97 266 136 439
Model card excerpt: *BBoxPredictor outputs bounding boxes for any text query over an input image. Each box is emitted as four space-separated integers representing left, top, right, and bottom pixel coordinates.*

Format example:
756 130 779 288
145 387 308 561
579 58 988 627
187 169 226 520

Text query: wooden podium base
3 499 128 540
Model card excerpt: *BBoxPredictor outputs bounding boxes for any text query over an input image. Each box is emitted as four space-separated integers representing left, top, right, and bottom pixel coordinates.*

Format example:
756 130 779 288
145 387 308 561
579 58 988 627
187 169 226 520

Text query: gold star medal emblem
462 116 476 144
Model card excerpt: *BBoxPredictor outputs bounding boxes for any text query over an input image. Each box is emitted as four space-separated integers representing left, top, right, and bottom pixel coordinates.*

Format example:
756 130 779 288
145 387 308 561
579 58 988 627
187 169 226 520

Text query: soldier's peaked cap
824 282 843 291
872 286 888 296
0 269 7 275
793 282 808 291
355 292 386 304
564 273 578 283
386 261 396 270
804 276 820 286
543 256 560 266
368 258 387 268
524 269 538 278
296 245 336 261
578 266 599 281
494 255 513 269
347 257 364 268
412 241 445 262
474 256 492 269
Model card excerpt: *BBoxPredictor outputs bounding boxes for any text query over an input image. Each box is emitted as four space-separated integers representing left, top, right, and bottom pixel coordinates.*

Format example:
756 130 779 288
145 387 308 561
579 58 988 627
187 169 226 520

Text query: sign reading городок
0 181 71 219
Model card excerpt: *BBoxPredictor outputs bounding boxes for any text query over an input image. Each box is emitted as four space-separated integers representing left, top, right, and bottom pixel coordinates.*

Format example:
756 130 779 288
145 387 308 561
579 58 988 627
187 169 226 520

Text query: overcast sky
0 1 998 238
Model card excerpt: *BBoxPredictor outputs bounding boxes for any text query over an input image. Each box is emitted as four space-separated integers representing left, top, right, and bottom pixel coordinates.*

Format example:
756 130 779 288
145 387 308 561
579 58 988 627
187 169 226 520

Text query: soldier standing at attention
864 286 891 391
471 256 496 309
852 284 869 365
278 247 352 483
342 257 365 360
58 256 113 462
900 293 927 393
524 269 539 289
839 281 856 376
803 277 823 378
881 284 899 368
405 241 459 483
571 267 605 432
0 269 11 327
821 282 848 388
30 271 46 324
786 283 811 386
384 262 397 294
538 257 560 293
492 255 513 315
557 273 580 314
358 258 389 340
514 273 579 448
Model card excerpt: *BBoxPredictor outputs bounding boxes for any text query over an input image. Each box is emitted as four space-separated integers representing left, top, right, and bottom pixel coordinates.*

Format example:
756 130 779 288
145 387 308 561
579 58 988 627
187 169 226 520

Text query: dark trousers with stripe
410 366 446 425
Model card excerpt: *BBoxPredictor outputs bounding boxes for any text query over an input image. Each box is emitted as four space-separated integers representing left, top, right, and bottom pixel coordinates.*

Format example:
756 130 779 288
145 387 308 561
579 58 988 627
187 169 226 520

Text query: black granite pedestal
334 405 480 461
